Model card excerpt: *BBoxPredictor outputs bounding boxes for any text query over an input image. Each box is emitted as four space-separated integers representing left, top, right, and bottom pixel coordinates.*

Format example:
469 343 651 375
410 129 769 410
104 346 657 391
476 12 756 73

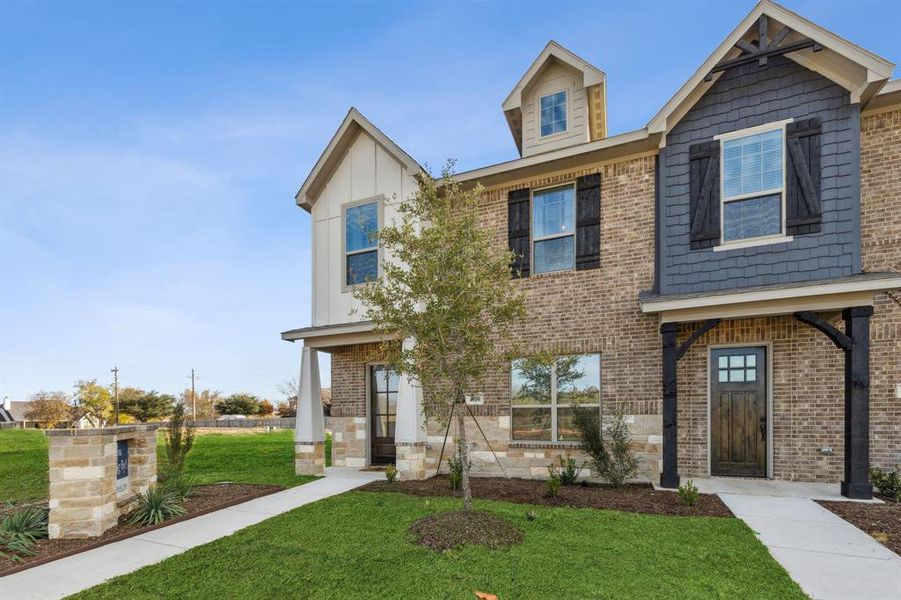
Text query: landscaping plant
555 454 584 486
868 466 899 501
678 480 700 508
163 403 195 477
0 506 48 560
385 464 397 483
545 466 561 497
571 406 639 487
128 486 187 526
160 473 196 501
447 440 469 492
353 162 525 512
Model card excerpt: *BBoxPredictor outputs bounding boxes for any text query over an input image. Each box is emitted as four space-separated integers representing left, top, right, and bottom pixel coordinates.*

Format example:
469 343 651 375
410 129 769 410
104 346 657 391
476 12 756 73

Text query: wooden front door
710 347 767 477
370 365 398 464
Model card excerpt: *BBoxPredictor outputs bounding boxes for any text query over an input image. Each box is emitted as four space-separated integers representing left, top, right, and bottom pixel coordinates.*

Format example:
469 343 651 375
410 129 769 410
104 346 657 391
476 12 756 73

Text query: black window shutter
508 188 531 278
575 173 601 270
786 118 822 236
689 140 721 250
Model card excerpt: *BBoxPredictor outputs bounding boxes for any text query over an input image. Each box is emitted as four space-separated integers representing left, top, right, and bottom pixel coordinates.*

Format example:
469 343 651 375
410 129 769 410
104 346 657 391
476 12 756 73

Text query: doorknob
759 416 767 441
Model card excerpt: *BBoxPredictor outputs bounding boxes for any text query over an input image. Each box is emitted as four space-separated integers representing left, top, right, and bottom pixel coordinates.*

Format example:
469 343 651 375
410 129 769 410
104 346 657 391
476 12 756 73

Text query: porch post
295 346 326 475
660 322 680 489
841 306 873 500
395 337 427 480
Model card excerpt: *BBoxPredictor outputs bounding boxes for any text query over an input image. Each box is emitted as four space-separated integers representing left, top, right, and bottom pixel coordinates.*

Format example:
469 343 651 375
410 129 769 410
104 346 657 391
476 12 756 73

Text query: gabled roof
648 0 895 140
295 107 422 211
502 41 606 155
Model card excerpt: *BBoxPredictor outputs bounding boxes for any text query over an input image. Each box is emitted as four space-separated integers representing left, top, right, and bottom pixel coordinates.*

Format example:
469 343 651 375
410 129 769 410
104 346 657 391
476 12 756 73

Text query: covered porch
640 272 901 500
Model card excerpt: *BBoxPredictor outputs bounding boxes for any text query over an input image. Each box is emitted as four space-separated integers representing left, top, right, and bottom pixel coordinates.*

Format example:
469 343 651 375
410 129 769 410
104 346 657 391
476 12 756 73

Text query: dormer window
540 90 567 137
344 198 380 287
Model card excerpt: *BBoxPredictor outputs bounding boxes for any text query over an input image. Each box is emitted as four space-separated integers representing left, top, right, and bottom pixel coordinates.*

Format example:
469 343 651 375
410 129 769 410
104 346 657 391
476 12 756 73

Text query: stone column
295 346 326 475
395 337 427 480
129 427 158 494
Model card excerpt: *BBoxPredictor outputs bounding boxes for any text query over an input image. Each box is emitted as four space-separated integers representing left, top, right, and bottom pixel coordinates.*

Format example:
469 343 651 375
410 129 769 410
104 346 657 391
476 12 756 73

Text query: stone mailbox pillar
46 424 159 539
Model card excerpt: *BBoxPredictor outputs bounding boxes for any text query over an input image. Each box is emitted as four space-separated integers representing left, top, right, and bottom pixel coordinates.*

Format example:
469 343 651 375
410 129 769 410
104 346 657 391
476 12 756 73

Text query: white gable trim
295 108 422 211
647 1 895 142
502 41 604 113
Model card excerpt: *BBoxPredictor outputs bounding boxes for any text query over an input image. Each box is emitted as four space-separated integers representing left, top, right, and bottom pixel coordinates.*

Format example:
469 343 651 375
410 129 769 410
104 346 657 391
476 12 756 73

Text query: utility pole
191 368 196 419
111 366 119 425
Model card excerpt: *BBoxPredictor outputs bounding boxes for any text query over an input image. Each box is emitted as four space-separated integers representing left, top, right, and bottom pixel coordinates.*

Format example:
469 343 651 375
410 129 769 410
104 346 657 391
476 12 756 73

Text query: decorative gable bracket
706 15 820 80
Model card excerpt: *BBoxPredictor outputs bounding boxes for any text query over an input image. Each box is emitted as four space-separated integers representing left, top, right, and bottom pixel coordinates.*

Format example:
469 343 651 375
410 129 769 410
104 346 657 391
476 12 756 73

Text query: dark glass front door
370 365 398 464
710 347 767 477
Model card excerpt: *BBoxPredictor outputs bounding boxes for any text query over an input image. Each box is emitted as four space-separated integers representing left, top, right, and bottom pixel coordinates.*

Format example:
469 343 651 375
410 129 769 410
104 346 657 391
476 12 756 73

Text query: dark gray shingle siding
660 55 859 295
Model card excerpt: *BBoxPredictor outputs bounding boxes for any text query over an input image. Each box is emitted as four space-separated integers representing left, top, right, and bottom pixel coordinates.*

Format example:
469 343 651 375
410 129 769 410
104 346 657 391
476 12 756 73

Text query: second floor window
721 125 785 243
344 200 379 286
540 90 567 137
532 184 575 274
511 354 601 442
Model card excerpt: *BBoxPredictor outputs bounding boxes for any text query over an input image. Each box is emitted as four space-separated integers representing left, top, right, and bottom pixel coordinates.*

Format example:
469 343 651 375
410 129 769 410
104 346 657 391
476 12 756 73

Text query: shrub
447 441 469 491
556 454 584 486
869 467 900 501
385 464 397 483
160 474 196 501
128 487 186 526
572 406 639 487
545 466 561 497
678 480 700 507
0 506 48 560
163 403 195 477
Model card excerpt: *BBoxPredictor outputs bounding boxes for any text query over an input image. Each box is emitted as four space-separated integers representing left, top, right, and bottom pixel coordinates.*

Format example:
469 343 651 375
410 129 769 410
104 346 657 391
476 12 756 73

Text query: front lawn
71 491 805 599
0 429 48 503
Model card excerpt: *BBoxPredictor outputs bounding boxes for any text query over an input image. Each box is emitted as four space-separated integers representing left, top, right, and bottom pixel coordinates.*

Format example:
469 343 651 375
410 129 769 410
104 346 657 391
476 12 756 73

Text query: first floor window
344 200 379 286
720 125 785 242
532 184 575 274
511 353 600 442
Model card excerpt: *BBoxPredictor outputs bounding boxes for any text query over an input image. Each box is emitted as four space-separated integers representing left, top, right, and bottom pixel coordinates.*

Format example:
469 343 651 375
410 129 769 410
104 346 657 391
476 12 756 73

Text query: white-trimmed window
718 120 791 244
343 199 380 287
532 184 575 274
540 90 567 137
511 354 600 442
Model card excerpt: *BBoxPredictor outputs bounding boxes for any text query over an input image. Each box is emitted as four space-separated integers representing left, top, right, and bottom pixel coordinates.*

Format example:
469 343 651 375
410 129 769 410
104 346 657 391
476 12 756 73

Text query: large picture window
511 354 600 442
344 199 380 286
532 184 575 274
719 123 787 243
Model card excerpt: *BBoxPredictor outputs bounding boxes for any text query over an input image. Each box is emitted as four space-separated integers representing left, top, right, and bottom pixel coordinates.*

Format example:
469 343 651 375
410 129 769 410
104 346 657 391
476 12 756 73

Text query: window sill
713 235 793 252
509 441 581 449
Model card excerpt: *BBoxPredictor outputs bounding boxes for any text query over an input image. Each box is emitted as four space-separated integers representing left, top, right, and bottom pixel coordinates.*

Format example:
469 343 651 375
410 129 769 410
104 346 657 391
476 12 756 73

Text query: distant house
0 398 31 424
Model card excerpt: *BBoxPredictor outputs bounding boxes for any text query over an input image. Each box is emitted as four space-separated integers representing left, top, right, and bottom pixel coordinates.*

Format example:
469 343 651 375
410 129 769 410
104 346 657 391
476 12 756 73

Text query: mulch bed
817 497 901 556
409 510 523 552
0 483 282 576
362 476 733 518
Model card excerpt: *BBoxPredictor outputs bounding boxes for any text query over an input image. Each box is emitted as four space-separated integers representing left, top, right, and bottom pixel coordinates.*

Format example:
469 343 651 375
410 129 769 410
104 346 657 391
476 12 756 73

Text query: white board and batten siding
521 62 589 158
310 131 417 327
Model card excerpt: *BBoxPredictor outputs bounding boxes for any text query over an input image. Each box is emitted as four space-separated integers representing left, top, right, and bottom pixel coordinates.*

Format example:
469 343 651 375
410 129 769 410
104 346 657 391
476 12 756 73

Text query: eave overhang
281 320 398 349
640 272 901 324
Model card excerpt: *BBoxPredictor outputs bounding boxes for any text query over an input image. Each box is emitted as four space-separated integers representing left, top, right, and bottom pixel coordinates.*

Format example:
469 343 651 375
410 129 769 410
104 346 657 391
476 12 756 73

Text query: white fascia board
502 41 605 112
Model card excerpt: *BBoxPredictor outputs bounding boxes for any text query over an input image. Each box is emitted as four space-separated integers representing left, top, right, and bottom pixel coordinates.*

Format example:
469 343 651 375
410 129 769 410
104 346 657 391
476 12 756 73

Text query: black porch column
841 306 873 500
660 322 680 489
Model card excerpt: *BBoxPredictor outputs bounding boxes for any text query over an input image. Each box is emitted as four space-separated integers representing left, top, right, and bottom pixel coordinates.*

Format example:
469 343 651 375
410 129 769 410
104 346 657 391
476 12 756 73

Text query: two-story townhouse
283 1 901 499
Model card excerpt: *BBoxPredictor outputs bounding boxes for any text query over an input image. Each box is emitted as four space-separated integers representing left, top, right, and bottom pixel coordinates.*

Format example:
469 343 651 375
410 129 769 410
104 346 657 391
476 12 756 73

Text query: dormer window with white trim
539 90 567 137
717 120 791 245
343 198 380 287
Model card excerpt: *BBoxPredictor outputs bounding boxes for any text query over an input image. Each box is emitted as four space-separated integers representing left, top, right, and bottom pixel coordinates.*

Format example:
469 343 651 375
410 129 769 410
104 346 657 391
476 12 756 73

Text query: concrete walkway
0 467 382 600
720 494 901 600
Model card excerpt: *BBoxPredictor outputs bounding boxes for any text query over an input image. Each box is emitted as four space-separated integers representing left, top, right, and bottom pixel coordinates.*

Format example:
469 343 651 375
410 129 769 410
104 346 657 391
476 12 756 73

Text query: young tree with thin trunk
353 162 524 512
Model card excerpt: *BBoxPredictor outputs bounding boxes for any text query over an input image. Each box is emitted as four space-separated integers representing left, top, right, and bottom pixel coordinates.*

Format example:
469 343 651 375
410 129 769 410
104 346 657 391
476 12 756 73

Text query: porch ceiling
640 272 901 323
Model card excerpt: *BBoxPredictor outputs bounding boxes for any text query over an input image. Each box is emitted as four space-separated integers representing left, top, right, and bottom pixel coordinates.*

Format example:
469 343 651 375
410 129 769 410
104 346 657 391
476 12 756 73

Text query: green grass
70 491 804 600
0 429 48 503
156 429 324 488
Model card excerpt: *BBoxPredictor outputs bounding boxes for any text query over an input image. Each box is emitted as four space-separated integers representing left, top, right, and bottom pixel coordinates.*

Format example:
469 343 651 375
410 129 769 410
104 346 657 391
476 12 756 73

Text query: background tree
353 163 524 511
180 389 222 420
120 389 175 422
258 399 275 417
214 393 261 416
24 391 72 428
72 380 113 427
275 401 296 417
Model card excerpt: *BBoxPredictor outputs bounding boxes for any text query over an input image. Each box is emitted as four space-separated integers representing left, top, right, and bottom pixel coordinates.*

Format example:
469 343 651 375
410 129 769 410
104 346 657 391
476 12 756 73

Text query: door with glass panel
370 366 398 464
710 347 767 477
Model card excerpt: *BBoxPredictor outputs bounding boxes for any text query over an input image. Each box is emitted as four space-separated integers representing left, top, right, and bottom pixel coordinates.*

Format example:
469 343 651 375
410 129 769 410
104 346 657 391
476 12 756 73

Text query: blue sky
1 1 898 402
